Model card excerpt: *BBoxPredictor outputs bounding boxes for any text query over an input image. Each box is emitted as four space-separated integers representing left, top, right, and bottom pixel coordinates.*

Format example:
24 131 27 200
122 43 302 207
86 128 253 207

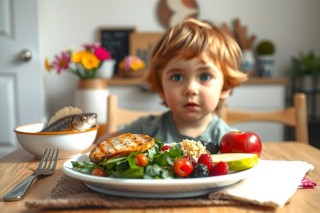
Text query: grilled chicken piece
89 133 155 164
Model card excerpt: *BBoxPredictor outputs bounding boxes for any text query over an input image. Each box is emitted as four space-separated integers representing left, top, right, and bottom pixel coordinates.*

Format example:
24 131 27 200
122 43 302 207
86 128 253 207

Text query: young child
98 18 247 145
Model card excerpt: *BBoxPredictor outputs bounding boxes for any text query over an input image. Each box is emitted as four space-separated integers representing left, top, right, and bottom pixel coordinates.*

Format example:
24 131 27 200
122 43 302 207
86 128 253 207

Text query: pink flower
119 55 145 72
45 42 112 78
51 51 71 74
94 47 111 61
82 42 100 51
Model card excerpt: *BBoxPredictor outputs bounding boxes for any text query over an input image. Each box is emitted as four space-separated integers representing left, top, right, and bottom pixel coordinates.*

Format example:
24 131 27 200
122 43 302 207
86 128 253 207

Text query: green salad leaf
71 161 98 174
72 138 185 179
144 164 173 179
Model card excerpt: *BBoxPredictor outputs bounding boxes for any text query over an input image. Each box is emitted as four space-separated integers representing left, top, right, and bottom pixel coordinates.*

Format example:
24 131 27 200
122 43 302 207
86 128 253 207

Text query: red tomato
173 158 194 177
161 145 171 151
220 131 262 156
135 153 149 167
92 168 106 176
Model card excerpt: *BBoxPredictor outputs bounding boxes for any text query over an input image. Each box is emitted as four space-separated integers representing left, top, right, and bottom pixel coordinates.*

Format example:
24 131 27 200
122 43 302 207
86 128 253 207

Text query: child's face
160 52 230 122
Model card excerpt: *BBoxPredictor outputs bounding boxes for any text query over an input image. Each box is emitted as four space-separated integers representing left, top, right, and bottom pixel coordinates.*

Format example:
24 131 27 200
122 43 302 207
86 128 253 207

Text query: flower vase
97 59 116 79
240 50 256 75
75 79 109 125
257 55 274 77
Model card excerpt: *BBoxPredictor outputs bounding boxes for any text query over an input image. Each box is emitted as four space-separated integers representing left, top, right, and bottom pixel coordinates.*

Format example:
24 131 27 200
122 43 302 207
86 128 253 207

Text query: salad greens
72 138 184 179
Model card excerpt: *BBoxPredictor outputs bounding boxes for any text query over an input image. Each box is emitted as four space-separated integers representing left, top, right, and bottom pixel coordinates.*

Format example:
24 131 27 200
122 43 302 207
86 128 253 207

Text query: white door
0 0 44 158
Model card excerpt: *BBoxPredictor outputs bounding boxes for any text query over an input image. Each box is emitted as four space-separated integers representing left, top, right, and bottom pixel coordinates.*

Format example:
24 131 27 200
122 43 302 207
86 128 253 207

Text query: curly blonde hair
146 18 247 93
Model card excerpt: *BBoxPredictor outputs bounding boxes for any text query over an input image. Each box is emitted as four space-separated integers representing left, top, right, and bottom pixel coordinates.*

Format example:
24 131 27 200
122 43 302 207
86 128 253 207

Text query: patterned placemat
25 160 314 210
25 175 246 210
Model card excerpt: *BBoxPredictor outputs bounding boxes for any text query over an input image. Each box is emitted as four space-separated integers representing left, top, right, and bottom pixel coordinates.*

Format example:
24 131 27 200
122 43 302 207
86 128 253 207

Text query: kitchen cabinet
108 76 288 142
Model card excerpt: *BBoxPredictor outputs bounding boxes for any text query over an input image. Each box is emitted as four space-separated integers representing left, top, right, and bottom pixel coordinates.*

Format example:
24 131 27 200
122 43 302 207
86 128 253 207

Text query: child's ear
220 89 231 99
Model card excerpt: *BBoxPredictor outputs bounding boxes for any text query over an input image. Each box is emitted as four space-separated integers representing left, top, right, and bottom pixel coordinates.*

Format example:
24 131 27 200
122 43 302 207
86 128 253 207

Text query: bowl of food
14 122 99 159
14 106 99 159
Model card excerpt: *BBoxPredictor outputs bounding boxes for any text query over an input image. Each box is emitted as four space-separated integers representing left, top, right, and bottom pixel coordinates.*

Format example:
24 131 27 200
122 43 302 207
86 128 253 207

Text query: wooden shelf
108 74 288 86
244 77 288 85
108 74 146 86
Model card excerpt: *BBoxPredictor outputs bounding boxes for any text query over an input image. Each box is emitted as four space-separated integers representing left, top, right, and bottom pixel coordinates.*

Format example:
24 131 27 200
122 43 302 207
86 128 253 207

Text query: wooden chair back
107 93 309 144
106 95 162 133
219 93 309 144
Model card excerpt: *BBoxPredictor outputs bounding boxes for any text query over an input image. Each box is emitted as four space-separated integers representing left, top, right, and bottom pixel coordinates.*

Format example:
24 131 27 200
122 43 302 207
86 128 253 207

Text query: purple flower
82 43 101 51
51 51 71 74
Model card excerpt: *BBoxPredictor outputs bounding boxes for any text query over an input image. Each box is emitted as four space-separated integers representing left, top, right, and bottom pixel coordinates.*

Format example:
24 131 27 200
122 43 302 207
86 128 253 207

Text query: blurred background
1 0 319 157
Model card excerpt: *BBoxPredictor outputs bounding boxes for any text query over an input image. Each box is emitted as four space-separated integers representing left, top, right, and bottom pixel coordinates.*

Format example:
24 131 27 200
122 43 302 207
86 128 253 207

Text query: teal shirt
120 111 237 145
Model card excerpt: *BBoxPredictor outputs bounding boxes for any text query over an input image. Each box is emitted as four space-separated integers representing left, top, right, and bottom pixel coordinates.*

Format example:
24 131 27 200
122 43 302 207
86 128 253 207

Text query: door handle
19 49 32 61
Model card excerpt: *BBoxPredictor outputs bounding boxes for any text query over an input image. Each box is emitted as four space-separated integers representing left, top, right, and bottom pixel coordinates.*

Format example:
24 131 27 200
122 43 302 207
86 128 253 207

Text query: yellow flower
119 56 145 72
131 60 145 71
72 51 86 64
46 42 111 78
44 58 52 71
81 53 100 70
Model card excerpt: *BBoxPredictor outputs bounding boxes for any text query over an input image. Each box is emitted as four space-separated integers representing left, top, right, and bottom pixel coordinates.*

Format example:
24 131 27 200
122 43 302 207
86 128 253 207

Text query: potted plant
256 40 275 77
287 51 320 145
287 51 320 78
288 51 320 94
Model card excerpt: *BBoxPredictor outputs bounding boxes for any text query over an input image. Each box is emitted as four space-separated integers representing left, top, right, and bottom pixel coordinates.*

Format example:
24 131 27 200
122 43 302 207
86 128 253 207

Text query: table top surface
0 142 319 213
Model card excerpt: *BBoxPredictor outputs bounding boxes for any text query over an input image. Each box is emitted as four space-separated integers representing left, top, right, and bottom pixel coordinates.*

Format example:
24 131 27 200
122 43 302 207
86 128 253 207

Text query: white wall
38 0 320 117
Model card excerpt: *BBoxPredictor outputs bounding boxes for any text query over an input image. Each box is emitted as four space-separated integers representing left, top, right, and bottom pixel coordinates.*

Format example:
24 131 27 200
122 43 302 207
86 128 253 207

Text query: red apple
220 131 262 156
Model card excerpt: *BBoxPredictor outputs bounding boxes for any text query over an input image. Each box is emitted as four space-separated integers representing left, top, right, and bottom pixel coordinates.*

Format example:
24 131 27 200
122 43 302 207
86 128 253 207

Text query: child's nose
184 80 199 96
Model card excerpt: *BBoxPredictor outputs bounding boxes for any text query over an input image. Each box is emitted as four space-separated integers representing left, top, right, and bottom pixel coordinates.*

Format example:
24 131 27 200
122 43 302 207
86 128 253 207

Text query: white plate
62 153 257 198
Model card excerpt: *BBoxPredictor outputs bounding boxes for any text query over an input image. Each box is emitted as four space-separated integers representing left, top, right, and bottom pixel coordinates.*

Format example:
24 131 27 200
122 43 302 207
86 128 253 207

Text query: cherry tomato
135 153 149 167
161 145 171 151
173 158 194 177
92 168 106 176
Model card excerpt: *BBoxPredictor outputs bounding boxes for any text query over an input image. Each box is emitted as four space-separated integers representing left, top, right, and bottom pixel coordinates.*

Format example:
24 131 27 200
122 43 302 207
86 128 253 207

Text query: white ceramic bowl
14 123 99 159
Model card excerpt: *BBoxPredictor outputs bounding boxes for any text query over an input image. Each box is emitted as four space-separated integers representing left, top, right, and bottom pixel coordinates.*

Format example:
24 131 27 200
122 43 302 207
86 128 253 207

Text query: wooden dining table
0 142 319 213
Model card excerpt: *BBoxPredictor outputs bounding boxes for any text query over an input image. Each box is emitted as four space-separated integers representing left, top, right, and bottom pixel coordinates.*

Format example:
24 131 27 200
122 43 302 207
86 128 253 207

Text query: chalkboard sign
100 28 135 72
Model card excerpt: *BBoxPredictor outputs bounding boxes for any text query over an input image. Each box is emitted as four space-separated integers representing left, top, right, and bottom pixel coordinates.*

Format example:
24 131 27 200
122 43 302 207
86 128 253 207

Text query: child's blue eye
199 73 211 81
171 74 183 82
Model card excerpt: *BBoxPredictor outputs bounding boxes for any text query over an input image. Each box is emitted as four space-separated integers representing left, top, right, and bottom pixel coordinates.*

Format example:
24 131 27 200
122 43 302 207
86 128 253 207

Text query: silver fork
4 148 59 201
